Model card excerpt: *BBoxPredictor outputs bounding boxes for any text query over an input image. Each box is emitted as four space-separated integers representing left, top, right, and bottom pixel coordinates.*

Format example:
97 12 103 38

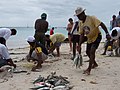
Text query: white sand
0 43 120 90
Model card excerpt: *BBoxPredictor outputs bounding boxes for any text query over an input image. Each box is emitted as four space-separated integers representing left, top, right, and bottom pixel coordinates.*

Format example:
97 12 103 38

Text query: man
110 15 117 30
34 13 49 46
0 28 17 46
111 27 120 56
110 27 120 46
71 15 80 60
0 37 16 72
66 18 74 52
75 7 110 75
103 27 120 56
26 36 48 71
117 11 120 25
45 34 66 57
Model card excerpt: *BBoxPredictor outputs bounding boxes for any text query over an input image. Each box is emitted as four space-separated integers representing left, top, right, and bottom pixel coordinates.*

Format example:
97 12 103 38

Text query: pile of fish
73 53 83 68
30 72 73 90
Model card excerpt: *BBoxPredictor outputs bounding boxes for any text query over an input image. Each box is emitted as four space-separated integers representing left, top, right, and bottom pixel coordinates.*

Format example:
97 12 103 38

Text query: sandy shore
0 43 120 90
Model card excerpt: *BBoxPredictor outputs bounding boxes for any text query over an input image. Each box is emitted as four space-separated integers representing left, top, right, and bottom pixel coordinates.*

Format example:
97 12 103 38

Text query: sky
0 0 120 27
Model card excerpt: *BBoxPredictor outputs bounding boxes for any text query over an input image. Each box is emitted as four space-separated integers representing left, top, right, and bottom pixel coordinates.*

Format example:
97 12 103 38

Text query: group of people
66 7 120 75
0 7 120 75
0 13 66 72
101 11 120 55
26 13 66 71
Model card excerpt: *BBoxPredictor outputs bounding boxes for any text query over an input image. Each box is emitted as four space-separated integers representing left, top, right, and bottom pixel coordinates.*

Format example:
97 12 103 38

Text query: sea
7 27 68 49
7 27 108 49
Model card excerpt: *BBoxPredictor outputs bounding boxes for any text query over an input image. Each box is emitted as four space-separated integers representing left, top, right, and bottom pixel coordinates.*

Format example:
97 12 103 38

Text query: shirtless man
66 18 74 52
34 13 49 46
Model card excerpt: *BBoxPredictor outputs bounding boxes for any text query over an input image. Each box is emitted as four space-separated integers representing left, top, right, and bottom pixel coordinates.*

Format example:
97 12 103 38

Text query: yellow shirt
50 33 66 44
79 15 101 43
30 46 42 53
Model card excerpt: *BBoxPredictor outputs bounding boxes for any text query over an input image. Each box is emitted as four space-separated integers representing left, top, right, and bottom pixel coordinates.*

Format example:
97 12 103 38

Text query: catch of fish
30 72 73 90
73 53 83 68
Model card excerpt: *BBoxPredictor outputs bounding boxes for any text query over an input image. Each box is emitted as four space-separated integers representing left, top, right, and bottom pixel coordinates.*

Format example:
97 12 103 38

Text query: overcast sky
0 0 120 27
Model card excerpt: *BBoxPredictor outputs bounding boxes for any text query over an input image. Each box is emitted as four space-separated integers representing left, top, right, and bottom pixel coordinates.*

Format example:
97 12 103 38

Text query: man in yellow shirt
75 7 111 75
26 36 48 71
45 34 66 57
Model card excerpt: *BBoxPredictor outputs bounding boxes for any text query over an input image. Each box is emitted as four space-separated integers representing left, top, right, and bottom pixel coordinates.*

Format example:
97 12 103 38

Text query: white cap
26 36 35 42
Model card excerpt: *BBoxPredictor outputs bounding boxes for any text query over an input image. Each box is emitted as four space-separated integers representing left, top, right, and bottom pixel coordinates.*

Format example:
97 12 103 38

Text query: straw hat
75 7 86 16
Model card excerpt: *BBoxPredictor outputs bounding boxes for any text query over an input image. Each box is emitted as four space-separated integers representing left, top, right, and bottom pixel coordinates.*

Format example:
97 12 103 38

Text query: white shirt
0 28 11 40
0 43 10 59
71 16 80 35
110 27 120 40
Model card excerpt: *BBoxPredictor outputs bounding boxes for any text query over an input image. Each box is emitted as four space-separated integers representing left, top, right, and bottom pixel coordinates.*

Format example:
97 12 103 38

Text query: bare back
35 19 48 33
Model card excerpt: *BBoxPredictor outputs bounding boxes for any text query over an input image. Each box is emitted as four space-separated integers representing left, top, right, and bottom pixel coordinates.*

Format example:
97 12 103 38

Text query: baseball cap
26 36 35 42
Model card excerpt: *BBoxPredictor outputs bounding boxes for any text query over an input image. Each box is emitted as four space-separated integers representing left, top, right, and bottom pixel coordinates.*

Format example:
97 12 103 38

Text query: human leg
34 33 45 46
68 35 72 51
55 42 61 57
0 59 8 68
101 40 109 55
84 45 96 75
72 41 76 59
56 47 60 57
7 59 16 68
31 51 43 71
84 34 101 74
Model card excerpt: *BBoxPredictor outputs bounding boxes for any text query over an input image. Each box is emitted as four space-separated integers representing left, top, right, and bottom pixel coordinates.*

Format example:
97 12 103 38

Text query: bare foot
31 66 42 71
92 64 98 69
83 70 90 75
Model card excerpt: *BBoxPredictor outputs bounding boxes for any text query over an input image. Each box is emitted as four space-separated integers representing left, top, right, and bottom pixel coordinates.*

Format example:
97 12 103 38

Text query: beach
0 43 120 90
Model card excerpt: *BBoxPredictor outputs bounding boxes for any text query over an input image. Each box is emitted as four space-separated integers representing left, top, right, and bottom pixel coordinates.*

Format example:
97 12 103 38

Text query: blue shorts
0 59 7 68
54 42 61 47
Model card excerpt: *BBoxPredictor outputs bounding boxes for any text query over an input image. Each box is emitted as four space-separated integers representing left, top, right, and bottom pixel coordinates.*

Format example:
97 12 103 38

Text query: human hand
106 34 111 40
26 54 31 62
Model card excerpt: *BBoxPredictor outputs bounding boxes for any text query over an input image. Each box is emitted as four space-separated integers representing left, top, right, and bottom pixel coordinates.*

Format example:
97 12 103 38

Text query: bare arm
45 21 48 33
71 22 79 34
100 22 111 40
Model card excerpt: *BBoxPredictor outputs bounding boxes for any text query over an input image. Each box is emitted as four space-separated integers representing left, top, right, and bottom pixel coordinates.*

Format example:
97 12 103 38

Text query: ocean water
7 27 108 49
7 27 68 49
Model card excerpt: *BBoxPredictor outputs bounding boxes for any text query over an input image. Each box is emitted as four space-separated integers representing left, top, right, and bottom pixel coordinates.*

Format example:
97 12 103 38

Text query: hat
41 13 47 18
75 7 86 16
26 36 35 42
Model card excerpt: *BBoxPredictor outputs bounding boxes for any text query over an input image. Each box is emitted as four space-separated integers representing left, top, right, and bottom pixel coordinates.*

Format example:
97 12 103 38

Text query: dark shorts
87 33 102 50
54 42 61 47
34 32 45 45
104 40 113 47
72 35 80 43
0 59 7 68
68 32 71 35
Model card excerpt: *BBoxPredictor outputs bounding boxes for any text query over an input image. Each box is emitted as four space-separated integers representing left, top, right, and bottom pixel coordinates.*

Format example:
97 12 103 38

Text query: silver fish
73 53 83 68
